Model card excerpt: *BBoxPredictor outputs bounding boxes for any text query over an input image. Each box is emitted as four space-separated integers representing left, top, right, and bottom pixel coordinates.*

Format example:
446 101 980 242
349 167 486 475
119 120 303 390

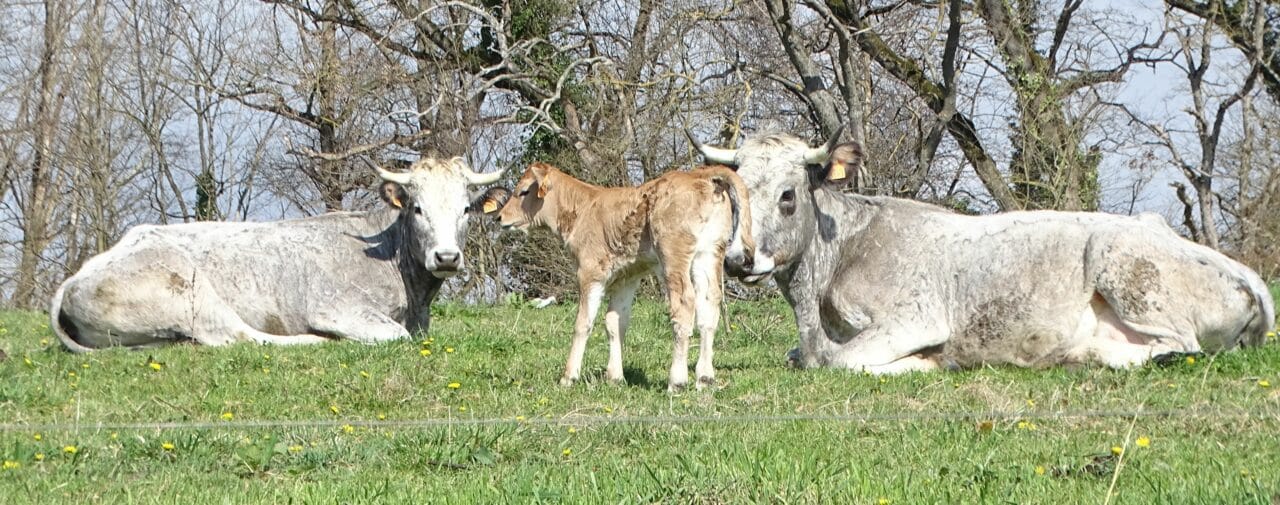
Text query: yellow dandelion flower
1240 468 1251 477
340 363 348 369
2 460 18 470
23 357 32 366
1259 380 1271 388
33 433 41 441
149 362 162 371
68 371 76 378
110 432 118 440
63 445 78 455
1034 465 1046 476
1185 356 1196 365
262 354 271 360
341 424 354 434
515 416 526 422
262 367 270 374
359 370 370 378
288 445 303 453
603 407 613 414
447 382 461 389
879 377 886 384
1267 331 1277 340
1026 399 1036 408
221 412 234 421
1136 437 1150 448
330 405 341 414
567 427 577 434
81 363 89 369
40 338 49 346
458 406 467 412
419 349 432 357
445 347 455 353
878 498 891 505
1167 383 1178 389
161 442 175 451
562 448 572 456
1017 421 1029 430
538 397 549 405
34 453 44 462
377 413 387 421
1111 446 1124 456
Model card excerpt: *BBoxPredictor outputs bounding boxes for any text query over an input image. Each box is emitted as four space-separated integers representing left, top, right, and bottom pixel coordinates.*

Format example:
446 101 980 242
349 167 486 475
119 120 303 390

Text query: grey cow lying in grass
52 157 508 351
689 127 1275 373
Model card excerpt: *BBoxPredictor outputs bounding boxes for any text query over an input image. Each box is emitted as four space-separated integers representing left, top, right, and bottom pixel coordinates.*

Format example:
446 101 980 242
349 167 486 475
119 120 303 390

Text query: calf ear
471 187 511 215
823 142 864 184
530 163 552 198
380 181 408 209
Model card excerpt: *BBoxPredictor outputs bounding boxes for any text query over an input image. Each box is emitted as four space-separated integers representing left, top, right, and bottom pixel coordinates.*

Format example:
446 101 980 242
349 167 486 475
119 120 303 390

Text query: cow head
495 162 557 233
374 157 508 278
687 127 862 281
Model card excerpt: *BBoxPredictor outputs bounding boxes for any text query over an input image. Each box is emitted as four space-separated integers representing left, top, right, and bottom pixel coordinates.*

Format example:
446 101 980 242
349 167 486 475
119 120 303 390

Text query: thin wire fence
4 407 1276 433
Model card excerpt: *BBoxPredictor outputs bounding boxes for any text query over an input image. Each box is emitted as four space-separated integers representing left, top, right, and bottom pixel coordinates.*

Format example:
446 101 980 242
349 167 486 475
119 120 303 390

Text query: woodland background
1 0 1277 307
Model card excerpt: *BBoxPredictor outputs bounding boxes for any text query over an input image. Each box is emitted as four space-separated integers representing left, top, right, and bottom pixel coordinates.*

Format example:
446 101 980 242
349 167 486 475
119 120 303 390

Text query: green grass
1 297 1278 504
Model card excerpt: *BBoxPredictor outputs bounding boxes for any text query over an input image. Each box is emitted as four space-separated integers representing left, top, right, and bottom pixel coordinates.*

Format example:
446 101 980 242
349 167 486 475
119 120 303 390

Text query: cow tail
50 283 94 354
708 167 755 260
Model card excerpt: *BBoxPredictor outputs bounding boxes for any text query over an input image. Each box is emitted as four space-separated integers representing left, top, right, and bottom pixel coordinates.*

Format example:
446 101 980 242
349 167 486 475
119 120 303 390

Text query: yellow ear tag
828 161 847 181
482 199 498 213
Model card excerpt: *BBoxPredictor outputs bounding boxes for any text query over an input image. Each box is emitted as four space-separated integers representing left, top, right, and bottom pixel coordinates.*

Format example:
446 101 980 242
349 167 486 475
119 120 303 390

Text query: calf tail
706 166 755 261
50 283 95 353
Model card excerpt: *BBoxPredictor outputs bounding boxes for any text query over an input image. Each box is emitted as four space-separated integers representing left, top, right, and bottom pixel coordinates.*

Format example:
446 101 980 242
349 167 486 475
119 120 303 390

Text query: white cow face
376 158 506 278
690 129 862 281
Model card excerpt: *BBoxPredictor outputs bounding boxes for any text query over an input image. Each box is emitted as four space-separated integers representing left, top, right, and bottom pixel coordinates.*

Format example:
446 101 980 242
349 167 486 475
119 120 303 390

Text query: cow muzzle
427 248 463 278
726 252 775 284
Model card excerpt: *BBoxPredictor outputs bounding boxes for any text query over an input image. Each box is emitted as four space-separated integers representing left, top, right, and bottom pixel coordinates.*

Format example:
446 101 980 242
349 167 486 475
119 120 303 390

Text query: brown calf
498 162 757 391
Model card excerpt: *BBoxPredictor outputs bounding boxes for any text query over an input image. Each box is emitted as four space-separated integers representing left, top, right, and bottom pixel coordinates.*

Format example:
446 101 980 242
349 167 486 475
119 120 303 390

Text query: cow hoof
667 382 688 394
559 377 577 387
606 375 626 386
695 375 716 391
785 347 802 368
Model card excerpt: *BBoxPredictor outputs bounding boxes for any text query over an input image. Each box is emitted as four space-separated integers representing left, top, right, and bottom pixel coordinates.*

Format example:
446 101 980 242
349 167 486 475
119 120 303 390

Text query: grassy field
1 293 1278 504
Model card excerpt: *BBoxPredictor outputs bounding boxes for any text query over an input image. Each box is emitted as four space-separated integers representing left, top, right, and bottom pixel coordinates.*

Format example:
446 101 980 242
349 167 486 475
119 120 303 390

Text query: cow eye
779 189 796 215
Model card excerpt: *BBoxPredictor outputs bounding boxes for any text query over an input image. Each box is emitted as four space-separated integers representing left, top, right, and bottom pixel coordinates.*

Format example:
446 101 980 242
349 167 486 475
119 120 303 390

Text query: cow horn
685 129 739 165
802 125 847 164
452 157 503 186
373 164 412 186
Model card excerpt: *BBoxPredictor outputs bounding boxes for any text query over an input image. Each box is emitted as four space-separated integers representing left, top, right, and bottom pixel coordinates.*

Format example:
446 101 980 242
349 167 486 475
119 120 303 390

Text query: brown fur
499 162 755 391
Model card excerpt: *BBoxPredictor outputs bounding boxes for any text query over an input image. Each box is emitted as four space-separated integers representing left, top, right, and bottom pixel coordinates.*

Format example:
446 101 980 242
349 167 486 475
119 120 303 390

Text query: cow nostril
434 251 460 265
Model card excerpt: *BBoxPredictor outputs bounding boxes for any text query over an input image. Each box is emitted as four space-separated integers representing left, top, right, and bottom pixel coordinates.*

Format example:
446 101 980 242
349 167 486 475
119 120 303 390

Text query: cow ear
471 187 511 215
380 181 407 209
823 142 864 184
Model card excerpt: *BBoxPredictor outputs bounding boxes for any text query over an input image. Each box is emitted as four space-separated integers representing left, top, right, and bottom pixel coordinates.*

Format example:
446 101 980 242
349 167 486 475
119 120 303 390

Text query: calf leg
604 277 640 384
662 258 697 393
562 280 605 386
691 251 724 390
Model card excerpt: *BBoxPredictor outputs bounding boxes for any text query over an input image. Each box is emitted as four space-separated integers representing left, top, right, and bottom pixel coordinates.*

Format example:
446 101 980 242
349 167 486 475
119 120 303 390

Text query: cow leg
858 355 941 375
691 251 724 390
562 279 605 387
661 255 697 393
604 277 640 384
1077 338 1182 369
308 311 411 344
828 325 948 375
